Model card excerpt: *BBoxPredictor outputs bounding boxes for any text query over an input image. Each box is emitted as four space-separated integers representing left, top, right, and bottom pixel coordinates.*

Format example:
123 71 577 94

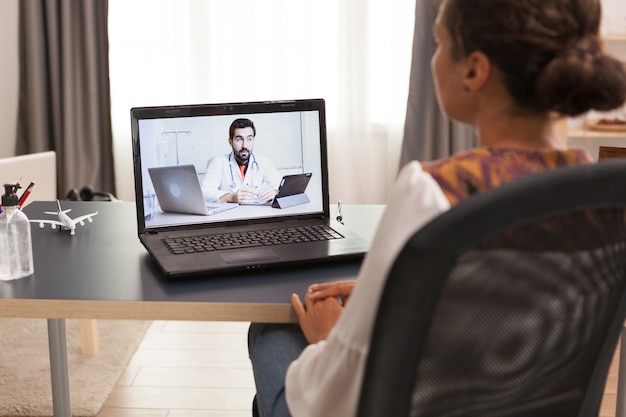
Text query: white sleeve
201 155 230 201
285 161 451 417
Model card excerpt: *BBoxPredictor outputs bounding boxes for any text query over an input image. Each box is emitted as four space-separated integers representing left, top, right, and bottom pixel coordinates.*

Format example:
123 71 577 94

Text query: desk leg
617 327 626 417
79 319 100 356
47 319 71 417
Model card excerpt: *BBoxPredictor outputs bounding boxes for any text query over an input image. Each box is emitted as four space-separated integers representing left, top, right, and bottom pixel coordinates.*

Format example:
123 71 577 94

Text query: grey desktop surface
6 201 383 304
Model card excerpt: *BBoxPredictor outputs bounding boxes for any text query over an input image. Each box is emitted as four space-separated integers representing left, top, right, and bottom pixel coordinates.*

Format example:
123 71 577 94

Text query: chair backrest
358 160 626 417
0 151 57 204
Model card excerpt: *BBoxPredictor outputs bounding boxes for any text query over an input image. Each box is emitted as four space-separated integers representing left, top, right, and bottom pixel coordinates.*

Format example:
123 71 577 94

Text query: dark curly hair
440 0 626 116
229 118 256 139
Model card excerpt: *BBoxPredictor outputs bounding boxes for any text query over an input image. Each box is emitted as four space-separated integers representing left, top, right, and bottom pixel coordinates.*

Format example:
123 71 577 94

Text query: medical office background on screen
137 110 324 213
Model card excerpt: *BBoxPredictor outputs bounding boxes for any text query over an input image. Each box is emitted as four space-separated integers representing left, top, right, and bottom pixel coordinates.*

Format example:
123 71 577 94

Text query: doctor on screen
201 118 282 204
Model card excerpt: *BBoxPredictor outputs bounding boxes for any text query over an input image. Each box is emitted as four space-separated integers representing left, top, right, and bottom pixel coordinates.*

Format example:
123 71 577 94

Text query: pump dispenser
0 183 34 280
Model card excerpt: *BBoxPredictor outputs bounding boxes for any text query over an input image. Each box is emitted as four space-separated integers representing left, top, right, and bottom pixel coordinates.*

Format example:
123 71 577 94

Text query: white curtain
108 0 415 204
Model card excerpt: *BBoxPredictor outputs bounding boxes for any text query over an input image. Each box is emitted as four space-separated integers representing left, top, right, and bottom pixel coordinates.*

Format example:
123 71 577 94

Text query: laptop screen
131 99 329 233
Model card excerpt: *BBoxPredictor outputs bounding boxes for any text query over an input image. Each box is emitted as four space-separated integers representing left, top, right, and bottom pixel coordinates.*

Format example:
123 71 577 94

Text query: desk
0 201 384 417
147 199 323 228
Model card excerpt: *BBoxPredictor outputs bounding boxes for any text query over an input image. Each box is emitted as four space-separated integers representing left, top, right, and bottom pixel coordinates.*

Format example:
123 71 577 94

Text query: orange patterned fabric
421 147 594 206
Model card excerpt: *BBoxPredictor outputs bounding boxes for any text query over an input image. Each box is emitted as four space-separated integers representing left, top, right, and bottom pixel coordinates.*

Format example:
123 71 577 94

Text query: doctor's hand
236 187 261 204
308 280 356 306
256 186 277 203
291 291 343 344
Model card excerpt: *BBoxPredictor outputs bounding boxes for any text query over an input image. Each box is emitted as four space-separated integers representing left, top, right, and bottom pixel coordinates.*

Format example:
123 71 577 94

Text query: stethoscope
228 152 260 189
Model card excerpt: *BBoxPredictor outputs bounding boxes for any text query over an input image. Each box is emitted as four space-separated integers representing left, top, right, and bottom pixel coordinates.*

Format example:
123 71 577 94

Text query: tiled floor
96 321 255 417
97 320 621 417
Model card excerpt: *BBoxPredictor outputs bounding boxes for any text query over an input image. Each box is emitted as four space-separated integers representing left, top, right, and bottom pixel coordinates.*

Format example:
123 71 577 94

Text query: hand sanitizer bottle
0 184 34 280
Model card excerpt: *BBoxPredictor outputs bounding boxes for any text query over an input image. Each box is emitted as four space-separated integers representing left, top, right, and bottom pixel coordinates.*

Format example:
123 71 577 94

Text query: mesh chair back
358 161 626 417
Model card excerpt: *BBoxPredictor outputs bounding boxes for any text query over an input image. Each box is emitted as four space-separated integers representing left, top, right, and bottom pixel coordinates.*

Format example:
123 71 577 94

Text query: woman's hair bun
441 0 626 117
534 41 626 116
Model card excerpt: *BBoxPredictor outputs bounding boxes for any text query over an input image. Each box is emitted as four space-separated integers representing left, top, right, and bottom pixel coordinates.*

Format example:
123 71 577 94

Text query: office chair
358 160 626 417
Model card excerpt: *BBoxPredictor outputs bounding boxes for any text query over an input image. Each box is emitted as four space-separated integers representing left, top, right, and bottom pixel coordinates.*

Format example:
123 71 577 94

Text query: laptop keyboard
163 225 344 255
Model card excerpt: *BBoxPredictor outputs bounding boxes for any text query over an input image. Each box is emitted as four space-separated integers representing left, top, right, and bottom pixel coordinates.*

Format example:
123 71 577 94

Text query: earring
463 84 470 92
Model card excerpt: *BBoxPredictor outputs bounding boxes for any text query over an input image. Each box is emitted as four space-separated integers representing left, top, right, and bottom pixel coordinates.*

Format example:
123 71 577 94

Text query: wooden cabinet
567 128 626 161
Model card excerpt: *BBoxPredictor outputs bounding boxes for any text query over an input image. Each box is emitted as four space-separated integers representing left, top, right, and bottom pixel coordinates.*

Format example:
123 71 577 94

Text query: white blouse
285 161 451 417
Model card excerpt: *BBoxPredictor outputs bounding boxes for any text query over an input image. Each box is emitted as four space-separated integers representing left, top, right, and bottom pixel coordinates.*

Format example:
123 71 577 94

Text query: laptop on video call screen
131 99 329 233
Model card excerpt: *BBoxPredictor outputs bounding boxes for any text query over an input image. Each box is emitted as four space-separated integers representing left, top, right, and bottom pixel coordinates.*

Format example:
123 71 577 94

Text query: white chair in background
0 151 100 355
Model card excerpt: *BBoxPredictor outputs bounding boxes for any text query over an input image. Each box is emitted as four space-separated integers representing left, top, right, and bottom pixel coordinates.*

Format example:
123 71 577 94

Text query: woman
249 0 626 416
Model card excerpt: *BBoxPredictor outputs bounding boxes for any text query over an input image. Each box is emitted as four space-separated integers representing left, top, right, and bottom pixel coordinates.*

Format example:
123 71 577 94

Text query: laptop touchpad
218 248 280 264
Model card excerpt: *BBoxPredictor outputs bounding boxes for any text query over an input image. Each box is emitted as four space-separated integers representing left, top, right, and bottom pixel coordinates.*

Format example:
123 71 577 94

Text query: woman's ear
463 51 491 92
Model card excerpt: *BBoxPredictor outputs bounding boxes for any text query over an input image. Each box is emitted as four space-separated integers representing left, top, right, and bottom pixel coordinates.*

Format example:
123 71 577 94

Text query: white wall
601 0 626 36
0 0 18 159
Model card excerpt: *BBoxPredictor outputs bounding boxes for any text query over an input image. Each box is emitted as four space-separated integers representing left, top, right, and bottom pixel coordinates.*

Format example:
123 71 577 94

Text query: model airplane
30 199 98 236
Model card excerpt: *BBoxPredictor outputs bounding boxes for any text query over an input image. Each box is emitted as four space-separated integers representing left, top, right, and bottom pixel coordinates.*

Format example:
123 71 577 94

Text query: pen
18 182 35 208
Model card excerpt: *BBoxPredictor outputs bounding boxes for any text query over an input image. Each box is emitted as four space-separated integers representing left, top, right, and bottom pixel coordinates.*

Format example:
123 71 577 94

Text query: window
109 0 415 203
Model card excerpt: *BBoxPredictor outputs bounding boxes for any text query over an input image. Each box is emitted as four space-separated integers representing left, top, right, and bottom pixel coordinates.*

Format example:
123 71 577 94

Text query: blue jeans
248 323 309 417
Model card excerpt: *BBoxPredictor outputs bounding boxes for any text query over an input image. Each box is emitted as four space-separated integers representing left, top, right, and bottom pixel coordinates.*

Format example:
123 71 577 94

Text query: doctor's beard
234 149 250 165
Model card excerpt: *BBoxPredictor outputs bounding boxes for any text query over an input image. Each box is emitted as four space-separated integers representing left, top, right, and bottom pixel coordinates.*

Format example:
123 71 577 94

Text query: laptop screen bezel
130 99 330 234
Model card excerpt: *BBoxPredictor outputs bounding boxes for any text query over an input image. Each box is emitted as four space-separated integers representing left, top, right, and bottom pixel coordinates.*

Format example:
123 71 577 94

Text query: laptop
131 99 369 278
148 164 238 215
